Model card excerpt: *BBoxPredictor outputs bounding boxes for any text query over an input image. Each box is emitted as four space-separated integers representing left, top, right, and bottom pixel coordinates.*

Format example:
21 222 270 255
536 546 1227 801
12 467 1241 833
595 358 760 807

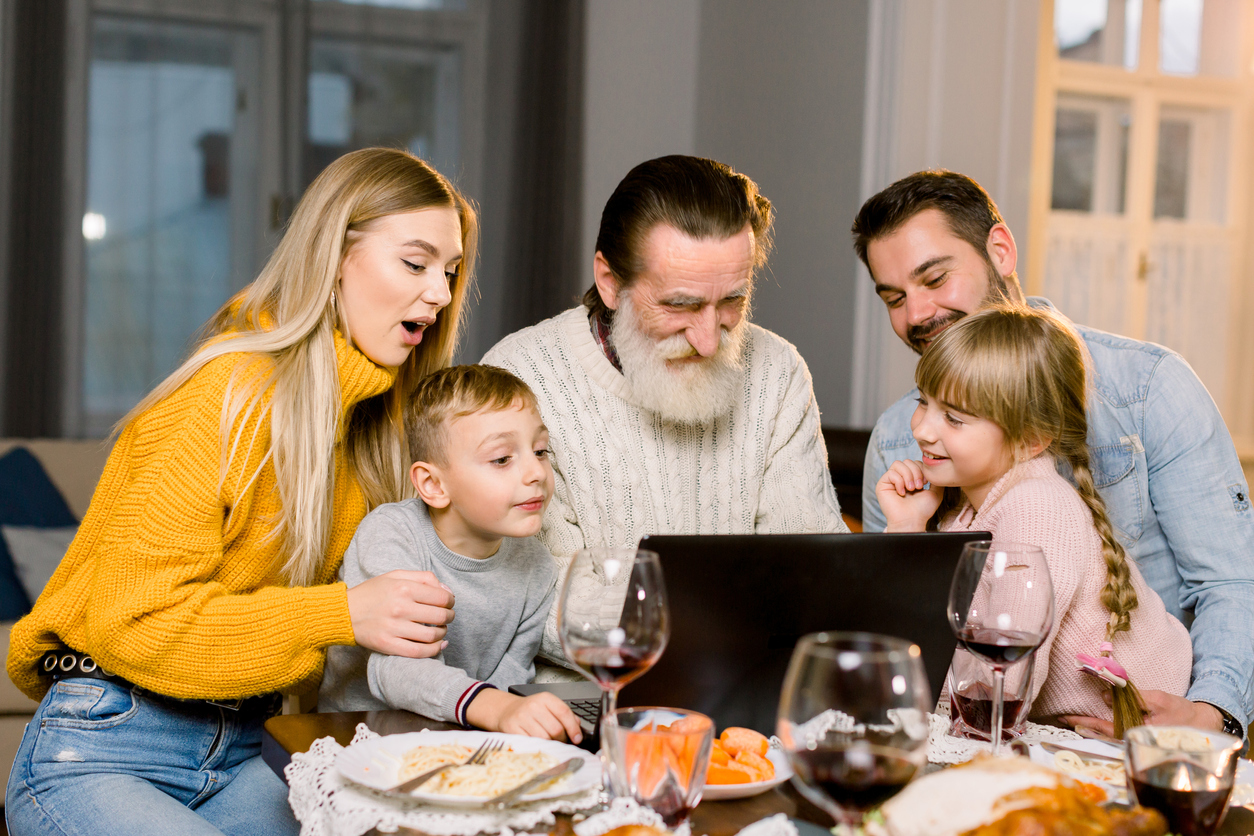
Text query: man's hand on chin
1059 690 1225 737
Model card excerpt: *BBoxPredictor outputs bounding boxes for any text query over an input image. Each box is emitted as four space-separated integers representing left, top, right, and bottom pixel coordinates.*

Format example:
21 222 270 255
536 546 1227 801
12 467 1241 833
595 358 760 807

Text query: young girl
877 304 1191 736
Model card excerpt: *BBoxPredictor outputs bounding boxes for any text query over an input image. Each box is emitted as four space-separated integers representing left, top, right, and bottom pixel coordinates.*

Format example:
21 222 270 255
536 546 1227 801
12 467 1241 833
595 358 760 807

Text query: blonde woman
877 304 1191 737
4 148 474 836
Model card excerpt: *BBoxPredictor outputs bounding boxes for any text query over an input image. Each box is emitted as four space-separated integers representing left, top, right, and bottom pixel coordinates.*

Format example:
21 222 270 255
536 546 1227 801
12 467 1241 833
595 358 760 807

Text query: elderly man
854 169 1254 739
483 155 846 660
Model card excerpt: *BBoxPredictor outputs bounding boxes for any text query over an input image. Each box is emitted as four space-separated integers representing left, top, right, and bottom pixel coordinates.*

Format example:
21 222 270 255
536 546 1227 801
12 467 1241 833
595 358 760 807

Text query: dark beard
906 264 1014 355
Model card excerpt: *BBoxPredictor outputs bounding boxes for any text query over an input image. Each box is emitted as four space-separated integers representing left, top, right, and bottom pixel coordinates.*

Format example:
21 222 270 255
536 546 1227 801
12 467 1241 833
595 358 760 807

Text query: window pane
1161 0 1242 77
1154 120 1190 218
305 38 459 187
1051 96 1130 215
1153 106 1229 223
1055 0 1141 69
1160 0 1203 75
84 17 258 433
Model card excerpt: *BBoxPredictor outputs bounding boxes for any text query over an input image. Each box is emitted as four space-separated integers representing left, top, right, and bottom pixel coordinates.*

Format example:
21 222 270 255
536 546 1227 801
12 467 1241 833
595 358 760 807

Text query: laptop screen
619 531 990 733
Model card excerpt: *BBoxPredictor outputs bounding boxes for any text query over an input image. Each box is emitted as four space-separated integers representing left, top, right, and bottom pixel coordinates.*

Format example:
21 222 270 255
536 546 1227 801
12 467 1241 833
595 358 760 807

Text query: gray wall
694 0 868 427
576 0 870 426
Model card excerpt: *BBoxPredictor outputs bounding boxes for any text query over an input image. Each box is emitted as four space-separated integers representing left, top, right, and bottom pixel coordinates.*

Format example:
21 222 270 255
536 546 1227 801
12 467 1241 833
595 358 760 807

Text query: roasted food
881 756 1166 836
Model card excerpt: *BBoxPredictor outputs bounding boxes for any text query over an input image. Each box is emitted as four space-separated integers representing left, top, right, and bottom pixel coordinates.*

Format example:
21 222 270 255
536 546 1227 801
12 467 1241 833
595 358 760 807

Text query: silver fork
387 738 504 795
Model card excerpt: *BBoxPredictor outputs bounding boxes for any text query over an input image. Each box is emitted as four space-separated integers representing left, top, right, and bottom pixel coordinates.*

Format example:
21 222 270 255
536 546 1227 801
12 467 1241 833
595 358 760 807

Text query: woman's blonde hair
917 304 1147 735
119 147 478 587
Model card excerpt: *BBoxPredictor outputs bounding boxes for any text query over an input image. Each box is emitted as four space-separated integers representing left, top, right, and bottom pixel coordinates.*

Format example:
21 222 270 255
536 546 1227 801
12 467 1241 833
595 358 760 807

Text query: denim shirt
862 298 1254 729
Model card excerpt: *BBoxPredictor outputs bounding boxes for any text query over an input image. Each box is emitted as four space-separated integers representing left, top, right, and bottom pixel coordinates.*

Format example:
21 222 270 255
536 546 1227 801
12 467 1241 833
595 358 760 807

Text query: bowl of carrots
702 726 793 800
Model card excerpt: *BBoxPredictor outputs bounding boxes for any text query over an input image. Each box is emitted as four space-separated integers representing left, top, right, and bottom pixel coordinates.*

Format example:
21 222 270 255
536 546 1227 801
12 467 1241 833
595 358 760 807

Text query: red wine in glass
1130 760 1234 836
570 646 660 689
948 542 1054 756
789 745 919 812
957 627 1044 666
951 688 1025 742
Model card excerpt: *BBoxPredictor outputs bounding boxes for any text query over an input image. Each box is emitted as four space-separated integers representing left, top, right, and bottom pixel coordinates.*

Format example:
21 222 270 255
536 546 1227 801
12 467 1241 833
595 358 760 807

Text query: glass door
1030 0 1251 418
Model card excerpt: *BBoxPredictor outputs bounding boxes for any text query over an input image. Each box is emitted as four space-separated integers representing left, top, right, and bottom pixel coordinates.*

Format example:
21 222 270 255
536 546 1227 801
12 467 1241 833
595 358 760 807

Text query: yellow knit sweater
6 332 397 702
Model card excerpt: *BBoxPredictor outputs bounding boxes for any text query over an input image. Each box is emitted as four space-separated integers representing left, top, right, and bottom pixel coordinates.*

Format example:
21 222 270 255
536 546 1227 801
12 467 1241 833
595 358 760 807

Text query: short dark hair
582 155 774 321
852 169 1008 273
405 364 538 466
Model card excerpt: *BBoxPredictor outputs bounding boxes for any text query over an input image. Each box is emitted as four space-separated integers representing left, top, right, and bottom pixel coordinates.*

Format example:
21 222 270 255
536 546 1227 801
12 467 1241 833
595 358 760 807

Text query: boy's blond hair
406 365 540 466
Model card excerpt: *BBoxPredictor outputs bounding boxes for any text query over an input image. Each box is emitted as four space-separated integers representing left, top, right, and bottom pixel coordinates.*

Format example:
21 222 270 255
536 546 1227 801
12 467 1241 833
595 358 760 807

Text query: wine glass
947 540 1054 756
777 632 932 829
557 547 670 727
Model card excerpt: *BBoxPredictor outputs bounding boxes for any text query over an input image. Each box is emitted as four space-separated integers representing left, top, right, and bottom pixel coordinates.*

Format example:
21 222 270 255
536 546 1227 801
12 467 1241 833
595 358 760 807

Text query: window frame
58 0 486 437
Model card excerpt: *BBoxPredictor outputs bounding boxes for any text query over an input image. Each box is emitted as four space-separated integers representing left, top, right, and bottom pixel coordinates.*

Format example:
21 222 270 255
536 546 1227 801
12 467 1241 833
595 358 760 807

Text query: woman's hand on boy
347 570 456 658
876 460 942 532
467 689 583 743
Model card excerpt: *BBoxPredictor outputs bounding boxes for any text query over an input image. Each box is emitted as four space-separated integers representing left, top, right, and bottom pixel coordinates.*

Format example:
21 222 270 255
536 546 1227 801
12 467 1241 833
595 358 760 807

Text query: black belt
40 648 280 714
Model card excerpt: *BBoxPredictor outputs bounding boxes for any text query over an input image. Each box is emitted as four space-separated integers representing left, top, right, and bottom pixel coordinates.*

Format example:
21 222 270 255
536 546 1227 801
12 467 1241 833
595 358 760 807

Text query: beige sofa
0 439 113 795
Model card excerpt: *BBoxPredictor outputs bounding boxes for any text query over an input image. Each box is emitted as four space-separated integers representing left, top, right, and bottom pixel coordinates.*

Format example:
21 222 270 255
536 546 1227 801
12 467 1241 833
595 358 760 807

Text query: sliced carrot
720 727 769 758
706 760 756 784
735 750 774 781
669 715 708 734
709 741 731 766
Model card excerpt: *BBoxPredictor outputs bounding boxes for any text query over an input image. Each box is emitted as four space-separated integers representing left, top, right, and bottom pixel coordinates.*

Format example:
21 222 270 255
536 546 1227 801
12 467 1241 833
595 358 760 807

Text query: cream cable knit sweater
942 455 1191 724
483 306 847 662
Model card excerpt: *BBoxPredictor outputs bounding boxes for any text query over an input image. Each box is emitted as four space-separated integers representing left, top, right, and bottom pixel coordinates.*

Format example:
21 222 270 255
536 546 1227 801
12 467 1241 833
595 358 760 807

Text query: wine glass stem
990 666 1006 756
600 686 618 725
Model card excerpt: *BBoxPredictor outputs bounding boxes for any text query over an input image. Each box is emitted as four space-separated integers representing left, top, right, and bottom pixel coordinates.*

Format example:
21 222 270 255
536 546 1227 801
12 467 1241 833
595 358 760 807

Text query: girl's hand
347 570 456 658
876 460 943 532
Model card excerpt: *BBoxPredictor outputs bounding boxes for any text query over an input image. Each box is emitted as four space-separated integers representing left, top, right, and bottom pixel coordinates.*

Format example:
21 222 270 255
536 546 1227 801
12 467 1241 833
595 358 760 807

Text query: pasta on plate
398 744 560 796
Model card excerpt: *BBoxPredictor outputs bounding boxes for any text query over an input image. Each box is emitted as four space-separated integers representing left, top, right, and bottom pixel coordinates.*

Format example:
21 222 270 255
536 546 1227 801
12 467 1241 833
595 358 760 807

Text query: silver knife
1038 741 1124 765
484 757 583 810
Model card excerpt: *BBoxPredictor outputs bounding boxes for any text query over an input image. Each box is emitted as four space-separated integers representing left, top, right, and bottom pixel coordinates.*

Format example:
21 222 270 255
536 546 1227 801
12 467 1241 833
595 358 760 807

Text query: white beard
610 293 748 424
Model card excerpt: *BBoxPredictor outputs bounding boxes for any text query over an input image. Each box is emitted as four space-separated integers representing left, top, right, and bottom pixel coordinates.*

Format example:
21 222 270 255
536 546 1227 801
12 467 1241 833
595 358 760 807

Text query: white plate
1030 739 1254 808
335 730 600 807
701 745 793 801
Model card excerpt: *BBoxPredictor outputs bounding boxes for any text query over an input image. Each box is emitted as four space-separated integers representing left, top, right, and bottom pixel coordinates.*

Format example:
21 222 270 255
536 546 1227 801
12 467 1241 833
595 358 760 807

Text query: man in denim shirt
854 170 1254 738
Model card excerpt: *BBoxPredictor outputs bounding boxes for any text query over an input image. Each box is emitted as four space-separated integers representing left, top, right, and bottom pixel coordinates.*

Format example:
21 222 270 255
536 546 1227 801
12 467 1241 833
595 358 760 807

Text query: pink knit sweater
941 455 1191 724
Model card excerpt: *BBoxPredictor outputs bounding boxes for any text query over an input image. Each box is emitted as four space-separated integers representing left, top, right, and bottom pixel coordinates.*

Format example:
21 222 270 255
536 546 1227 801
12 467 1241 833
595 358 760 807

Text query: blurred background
0 0 1252 473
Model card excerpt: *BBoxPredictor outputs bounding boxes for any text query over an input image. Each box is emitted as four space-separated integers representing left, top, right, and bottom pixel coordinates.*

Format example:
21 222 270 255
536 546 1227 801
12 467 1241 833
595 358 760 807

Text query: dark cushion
0 448 78 619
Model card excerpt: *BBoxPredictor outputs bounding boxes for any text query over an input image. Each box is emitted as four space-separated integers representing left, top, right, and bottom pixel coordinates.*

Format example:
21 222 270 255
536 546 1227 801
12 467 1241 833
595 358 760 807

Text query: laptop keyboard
569 698 601 724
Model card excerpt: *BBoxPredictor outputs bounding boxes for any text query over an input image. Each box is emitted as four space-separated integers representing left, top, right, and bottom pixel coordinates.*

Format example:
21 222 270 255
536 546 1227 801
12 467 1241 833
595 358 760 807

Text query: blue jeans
6 679 300 836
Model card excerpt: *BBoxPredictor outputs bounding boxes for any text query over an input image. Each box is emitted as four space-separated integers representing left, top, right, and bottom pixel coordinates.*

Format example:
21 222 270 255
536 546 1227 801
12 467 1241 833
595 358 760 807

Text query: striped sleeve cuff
455 681 496 727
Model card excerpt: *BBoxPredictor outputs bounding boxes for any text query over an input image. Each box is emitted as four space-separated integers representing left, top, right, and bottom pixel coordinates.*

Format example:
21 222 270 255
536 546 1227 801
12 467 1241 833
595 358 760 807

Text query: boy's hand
467 689 583 743
876 459 943 532
347 570 456 658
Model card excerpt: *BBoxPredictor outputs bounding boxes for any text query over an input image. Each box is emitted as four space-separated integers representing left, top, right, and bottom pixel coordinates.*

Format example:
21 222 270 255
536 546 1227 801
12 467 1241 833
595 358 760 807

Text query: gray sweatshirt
318 498 558 725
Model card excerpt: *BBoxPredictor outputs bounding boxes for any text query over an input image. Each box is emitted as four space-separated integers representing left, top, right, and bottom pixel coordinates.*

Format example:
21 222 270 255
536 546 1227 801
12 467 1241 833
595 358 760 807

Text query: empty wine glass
777 632 931 828
948 540 1054 756
557 547 670 728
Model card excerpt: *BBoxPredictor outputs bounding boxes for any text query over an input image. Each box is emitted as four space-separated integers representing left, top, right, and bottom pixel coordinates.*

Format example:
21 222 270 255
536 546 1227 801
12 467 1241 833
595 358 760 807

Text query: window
61 0 484 436
1028 0 1252 423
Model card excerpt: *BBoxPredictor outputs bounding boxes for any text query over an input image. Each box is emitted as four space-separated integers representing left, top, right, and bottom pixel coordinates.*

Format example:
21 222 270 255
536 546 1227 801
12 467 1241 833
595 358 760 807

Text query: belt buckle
206 698 243 711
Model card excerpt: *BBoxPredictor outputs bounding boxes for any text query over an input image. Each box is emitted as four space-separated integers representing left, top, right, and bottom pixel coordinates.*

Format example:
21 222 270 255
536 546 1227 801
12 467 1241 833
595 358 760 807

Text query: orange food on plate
705 727 776 785
669 715 707 734
734 750 775 781
719 727 769 758
706 760 757 784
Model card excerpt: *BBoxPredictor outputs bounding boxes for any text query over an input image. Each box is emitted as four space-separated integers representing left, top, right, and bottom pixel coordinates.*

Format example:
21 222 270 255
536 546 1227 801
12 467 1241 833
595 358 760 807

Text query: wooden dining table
265 710 1254 835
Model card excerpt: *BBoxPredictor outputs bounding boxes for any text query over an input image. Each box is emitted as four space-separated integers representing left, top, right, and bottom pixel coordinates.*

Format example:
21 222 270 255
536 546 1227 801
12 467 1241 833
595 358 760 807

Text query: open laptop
512 531 989 739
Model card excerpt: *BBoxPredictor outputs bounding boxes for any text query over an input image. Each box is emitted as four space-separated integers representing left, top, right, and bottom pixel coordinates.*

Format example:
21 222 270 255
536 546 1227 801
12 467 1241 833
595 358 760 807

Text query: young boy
319 364 581 742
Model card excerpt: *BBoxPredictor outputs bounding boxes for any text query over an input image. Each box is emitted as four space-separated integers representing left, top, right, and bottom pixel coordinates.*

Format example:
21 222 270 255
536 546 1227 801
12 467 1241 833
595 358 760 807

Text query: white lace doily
573 797 691 836
285 724 601 836
925 711 1085 764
